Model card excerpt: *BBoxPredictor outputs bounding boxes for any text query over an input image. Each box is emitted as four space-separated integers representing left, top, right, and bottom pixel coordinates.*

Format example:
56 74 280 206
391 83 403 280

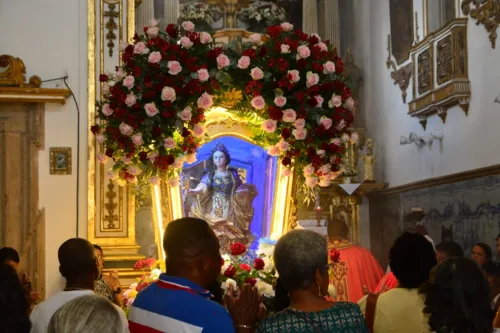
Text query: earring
317 285 323 298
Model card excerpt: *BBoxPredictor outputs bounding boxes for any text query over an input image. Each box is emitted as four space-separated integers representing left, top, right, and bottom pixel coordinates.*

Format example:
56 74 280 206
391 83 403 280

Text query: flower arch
91 19 358 191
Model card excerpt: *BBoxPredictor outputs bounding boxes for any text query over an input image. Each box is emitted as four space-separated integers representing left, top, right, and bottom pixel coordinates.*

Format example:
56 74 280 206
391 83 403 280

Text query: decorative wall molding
461 0 500 49
409 19 470 129
386 35 413 103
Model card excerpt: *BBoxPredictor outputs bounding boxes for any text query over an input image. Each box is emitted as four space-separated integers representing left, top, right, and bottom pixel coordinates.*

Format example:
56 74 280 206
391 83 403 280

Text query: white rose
256 280 275 298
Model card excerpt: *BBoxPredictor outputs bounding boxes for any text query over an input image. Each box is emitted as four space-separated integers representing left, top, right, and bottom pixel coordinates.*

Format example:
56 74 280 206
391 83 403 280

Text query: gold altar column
135 0 154 33
318 0 340 50
88 0 143 272
302 0 318 34
163 0 179 25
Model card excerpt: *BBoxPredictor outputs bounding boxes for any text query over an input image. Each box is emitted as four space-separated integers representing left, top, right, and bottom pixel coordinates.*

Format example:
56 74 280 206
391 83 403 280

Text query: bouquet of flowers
237 1 286 33
178 2 222 31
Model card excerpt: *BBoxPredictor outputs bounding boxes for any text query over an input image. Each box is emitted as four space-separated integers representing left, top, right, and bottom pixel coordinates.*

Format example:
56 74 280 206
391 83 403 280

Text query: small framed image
50 147 72 175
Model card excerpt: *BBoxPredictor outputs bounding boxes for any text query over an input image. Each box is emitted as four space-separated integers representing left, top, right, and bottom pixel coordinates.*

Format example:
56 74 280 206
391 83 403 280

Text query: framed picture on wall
49 147 72 175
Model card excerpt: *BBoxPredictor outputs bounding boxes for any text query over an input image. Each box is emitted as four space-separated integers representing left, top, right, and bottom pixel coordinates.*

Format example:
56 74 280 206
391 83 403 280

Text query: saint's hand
226 284 259 328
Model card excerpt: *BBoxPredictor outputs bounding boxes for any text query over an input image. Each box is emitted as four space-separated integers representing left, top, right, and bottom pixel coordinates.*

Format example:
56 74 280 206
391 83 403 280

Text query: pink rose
316 150 325 157
312 33 322 42
122 75 135 89
281 168 292 177
345 97 355 110
319 177 331 188
280 44 290 54
107 170 118 180
305 176 319 188
101 83 110 96
323 61 336 74
238 56 251 69
251 96 265 110
303 164 315 176
133 42 149 54
96 133 106 144
306 72 320 87
144 103 159 117
287 70 300 83
282 109 297 123
115 67 126 81
181 21 195 31
294 118 305 129
122 155 132 165
119 122 133 136
331 138 342 146
148 51 162 64
261 119 277 133
314 95 324 107
249 33 261 43
318 164 331 174
101 103 113 116
351 132 360 143
200 32 213 44
125 93 137 107
163 137 176 149
149 176 160 186
186 153 197 164
250 67 264 80
316 42 328 52
197 68 210 82
179 106 192 121
297 45 311 59
319 116 333 130
173 157 185 169
274 96 287 107
148 152 158 163
277 140 289 151
292 128 307 140
281 22 294 32
197 92 214 109
267 146 280 156
180 36 194 49
329 94 342 108
192 124 207 138
341 133 350 142
336 119 347 131
216 54 230 69
167 61 182 75
146 26 159 37
131 133 144 146
161 86 176 102
149 18 159 27
125 174 137 184
97 152 108 164
127 165 142 176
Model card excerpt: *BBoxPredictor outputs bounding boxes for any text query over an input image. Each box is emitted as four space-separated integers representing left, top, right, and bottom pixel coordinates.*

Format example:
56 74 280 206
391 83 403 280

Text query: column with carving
135 0 154 33
164 0 179 25
319 0 340 50
302 0 318 34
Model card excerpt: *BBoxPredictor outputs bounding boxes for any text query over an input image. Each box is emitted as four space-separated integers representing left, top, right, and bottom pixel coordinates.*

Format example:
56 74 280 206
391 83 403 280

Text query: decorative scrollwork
437 36 453 85
462 0 500 49
417 49 432 95
104 182 119 229
104 4 119 57
391 63 413 103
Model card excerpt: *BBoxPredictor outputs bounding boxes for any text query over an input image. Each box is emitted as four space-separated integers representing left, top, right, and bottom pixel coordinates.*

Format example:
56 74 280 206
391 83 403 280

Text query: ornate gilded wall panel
462 0 500 49
437 35 453 85
417 48 432 95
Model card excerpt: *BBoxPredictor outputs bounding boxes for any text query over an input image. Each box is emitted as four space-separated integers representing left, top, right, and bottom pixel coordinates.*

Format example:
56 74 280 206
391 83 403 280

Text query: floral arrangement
237 1 286 33
178 2 222 31
92 19 357 191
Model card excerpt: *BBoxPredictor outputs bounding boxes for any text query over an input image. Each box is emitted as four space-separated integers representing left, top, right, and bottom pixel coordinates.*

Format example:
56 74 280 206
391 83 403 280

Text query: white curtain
302 0 318 34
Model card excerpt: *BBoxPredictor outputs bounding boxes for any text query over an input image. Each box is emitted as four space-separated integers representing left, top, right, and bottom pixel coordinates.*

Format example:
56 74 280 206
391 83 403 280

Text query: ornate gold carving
0 55 26 87
461 0 500 49
49 148 72 175
0 87 70 104
437 35 453 85
391 63 413 103
218 88 243 109
361 139 376 182
417 48 432 95
104 3 119 57
104 182 119 229
289 197 298 230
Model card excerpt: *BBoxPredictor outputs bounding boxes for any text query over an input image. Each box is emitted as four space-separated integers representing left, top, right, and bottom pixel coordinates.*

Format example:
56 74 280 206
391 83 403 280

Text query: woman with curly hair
420 257 493 333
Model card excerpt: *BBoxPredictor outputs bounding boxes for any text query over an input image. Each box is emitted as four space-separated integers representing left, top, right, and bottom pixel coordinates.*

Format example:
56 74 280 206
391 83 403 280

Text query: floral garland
237 1 286 33
92 19 357 190
178 2 222 31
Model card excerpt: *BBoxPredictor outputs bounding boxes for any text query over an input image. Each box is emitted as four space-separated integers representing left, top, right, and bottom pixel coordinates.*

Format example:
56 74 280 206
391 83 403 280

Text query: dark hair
389 232 437 289
484 262 500 278
163 218 218 261
0 264 31 333
326 218 348 240
58 239 97 279
435 241 464 258
203 143 235 183
473 242 493 262
0 247 20 264
420 257 493 333
206 279 223 304
93 244 103 254
274 278 290 312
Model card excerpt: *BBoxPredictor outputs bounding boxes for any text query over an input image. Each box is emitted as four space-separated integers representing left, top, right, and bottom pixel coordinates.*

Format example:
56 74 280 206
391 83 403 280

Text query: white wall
0 0 88 297
354 0 500 188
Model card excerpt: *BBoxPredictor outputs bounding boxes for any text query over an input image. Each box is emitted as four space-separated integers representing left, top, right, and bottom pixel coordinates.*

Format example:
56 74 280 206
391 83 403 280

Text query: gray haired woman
257 229 368 333
48 295 125 333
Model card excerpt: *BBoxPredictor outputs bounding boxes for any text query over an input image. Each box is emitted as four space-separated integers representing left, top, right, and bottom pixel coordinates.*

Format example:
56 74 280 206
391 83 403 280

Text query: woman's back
257 302 368 333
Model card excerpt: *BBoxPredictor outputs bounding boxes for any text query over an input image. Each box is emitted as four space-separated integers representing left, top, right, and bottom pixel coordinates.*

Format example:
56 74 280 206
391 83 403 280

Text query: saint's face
213 151 227 168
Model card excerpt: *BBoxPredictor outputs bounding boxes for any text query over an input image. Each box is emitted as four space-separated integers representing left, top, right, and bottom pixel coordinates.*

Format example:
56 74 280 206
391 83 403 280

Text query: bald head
58 238 98 282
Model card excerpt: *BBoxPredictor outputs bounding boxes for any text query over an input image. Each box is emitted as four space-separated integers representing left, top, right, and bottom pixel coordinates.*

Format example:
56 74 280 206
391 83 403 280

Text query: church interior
2 0 500 331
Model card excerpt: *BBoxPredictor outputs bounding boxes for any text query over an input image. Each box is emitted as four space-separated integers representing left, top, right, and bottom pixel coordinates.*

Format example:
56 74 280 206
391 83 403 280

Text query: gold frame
49 147 72 175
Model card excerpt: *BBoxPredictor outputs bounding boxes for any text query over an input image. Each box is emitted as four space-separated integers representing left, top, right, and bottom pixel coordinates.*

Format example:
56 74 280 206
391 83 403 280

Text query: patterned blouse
256 302 368 333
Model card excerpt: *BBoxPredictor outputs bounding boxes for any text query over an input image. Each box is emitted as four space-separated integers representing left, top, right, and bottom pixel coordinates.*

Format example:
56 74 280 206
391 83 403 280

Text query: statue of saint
361 138 376 182
188 142 257 250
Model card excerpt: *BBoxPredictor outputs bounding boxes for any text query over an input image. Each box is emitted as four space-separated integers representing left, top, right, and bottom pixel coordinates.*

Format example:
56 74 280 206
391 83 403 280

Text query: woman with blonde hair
48 294 124 333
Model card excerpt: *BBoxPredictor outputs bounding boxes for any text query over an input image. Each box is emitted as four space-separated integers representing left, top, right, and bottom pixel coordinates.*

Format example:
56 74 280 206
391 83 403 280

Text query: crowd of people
1 218 500 332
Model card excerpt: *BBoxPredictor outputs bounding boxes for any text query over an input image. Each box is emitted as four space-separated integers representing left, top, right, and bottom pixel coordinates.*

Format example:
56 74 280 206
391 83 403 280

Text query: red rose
259 46 268 57
99 74 108 82
105 148 114 158
245 277 257 286
282 156 292 166
266 25 283 38
254 258 265 270
230 243 246 256
90 125 100 135
165 24 178 38
281 128 291 139
329 249 341 263
224 265 236 278
240 264 252 272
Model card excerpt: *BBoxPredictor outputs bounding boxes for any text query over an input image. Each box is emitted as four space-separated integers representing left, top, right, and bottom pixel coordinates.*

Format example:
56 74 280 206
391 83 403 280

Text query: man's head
435 241 464 263
0 247 20 272
58 239 98 287
483 262 500 298
163 218 221 288
326 218 348 241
